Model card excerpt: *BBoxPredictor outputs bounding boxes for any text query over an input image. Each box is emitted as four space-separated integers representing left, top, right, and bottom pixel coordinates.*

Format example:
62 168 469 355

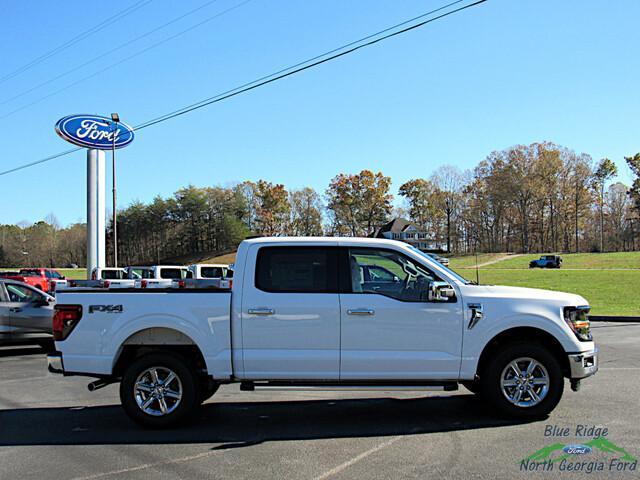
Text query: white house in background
372 218 447 252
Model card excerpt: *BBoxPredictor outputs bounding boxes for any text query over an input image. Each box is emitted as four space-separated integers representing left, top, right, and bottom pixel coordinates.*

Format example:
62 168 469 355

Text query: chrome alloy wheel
134 366 183 416
500 357 549 407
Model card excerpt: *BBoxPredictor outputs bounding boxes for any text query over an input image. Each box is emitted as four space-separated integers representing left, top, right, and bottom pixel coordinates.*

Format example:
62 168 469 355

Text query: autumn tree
591 158 618 252
326 170 392 236
289 187 324 236
254 180 290 236
625 153 640 213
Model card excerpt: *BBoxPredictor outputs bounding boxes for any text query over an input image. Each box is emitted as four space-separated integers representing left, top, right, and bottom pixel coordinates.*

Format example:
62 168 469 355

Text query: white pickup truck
47 237 598 427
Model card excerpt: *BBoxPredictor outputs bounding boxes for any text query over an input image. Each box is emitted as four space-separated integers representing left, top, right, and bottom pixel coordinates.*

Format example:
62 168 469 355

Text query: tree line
1 141 639 267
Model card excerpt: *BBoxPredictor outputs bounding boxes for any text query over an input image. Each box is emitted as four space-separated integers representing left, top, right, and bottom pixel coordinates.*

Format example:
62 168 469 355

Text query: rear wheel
481 343 564 418
120 352 200 428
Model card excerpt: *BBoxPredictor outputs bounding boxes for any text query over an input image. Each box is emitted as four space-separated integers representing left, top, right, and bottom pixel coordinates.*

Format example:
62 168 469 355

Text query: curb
589 316 640 323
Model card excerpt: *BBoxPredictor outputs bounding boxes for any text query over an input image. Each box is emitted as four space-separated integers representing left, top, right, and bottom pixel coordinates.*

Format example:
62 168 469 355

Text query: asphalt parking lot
1 322 639 480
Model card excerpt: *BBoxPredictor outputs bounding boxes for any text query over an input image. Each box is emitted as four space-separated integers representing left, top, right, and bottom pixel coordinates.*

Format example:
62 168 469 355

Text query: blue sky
1 0 638 226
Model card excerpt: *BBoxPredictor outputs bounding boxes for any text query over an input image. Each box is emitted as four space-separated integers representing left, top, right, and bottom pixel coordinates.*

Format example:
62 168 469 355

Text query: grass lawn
447 253 510 269
481 251 640 269
455 269 640 316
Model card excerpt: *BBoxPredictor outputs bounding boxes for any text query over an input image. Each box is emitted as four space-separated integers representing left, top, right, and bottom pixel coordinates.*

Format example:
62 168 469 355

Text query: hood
465 284 588 307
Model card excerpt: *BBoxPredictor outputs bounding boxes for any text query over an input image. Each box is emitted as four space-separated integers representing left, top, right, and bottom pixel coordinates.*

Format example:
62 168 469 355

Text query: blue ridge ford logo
562 444 592 455
55 114 134 149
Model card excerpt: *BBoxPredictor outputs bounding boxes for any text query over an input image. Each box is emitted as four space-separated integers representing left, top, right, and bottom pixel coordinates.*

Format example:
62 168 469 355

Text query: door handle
347 308 375 316
9 308 22 313
247 308 275 316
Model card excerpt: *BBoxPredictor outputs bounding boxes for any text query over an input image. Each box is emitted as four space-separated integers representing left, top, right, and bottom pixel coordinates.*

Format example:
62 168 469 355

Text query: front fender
459 312 580 380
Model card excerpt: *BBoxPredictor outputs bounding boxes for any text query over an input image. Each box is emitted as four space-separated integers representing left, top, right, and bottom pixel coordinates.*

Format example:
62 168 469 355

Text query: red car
0 268 66 292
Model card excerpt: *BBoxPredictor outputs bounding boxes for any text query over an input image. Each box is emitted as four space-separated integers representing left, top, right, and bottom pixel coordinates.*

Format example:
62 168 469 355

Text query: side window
256 247 339 293
349 248 440 302
5 284 43 303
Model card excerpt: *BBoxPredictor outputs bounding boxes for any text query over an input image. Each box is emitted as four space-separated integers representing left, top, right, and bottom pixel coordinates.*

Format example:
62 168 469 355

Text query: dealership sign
55 114 134 149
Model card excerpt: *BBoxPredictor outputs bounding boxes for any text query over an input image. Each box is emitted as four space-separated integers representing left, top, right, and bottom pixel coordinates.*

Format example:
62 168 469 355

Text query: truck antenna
475 250 480 285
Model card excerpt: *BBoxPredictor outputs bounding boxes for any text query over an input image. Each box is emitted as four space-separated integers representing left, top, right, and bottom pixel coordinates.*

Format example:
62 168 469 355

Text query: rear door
240 244 341 380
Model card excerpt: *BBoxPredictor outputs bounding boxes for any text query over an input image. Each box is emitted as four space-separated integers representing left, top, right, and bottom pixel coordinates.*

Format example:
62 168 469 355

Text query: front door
2 282 52 333
240 244 341 380
339 247 463 380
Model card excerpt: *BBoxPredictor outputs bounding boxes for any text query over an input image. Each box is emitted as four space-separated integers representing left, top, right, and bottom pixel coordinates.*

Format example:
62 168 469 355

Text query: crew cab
188 263 232 279
47 237 598 427
0 268 65 293
128 265 190 289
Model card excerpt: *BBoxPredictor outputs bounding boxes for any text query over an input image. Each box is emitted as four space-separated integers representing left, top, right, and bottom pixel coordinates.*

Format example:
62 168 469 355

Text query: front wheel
120 352 201 428
481 343 564 419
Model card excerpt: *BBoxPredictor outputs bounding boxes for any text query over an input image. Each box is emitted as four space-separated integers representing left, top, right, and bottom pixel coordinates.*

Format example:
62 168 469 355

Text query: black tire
480 342 564 419
200 377 220 403
461 380 482 396
120 352 201 428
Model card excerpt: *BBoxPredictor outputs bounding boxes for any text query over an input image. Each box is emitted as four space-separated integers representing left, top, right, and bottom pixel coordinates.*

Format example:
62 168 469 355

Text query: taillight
141 280 148 288
53 305 83 341
177 280 185 288
103 280 111 288
228 279 233 289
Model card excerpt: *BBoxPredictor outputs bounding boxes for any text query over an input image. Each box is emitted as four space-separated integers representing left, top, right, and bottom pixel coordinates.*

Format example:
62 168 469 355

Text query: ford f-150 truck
0 268 66 292
47 237 598 427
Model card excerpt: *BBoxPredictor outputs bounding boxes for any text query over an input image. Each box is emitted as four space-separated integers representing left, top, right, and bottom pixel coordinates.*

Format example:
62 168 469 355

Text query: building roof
371 217 419 237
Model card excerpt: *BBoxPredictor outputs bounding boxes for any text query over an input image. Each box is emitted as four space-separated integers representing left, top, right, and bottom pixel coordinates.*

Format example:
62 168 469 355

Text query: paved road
1 323 639 480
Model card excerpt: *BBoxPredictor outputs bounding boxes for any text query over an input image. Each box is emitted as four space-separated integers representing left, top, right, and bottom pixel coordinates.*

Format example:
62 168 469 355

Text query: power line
0 0 487 178
0 0 153 85
0 0 222 106
0 0 254 120
138 0 484 129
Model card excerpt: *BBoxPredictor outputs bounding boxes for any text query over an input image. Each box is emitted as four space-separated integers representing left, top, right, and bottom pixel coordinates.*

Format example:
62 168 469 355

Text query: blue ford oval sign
562 444 592 455
55 114 134 149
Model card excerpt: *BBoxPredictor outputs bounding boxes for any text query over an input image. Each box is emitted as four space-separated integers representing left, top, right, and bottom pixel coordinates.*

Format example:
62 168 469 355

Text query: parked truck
47 237 597 427
0 268 66 293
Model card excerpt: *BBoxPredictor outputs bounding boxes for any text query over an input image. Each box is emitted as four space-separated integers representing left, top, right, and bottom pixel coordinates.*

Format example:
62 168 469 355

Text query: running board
240 381 458 392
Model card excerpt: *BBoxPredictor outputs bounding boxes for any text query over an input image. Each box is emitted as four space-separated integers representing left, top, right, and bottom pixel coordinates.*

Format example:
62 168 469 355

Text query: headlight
563 306 592 341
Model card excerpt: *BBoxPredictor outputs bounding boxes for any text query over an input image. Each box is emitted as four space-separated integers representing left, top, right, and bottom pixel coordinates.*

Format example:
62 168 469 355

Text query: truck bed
55 290 233 377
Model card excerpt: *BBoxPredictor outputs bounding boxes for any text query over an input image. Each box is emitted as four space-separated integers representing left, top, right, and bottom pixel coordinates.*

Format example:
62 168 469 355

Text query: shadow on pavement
0 394 536 448
0 345 49 357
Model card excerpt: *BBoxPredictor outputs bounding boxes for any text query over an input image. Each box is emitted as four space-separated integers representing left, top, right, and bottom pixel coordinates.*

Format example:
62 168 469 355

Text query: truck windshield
408 246 472 284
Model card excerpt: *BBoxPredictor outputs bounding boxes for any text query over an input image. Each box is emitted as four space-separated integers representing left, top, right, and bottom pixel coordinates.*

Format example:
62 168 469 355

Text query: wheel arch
112 327 208 378
476 327 570 380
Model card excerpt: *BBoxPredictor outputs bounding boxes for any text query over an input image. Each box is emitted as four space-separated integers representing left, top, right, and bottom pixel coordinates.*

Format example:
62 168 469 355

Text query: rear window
255 247 339 293
102 270 125 280
19 269 40 276
200 267 224 278
160 268 184 279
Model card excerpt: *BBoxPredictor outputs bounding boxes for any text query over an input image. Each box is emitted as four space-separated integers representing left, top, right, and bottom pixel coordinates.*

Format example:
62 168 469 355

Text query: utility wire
0 0 222 106
0 0 153 85
0 0 487 177
0 0 253 120
136 0 484 130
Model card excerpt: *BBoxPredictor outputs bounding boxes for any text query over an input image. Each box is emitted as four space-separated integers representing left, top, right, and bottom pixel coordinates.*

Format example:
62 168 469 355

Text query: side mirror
32 297 52 308
428 281 456 302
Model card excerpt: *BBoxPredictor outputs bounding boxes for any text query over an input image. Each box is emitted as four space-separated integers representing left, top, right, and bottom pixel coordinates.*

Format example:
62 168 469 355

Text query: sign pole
112 122 118 268
87 149 106 279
